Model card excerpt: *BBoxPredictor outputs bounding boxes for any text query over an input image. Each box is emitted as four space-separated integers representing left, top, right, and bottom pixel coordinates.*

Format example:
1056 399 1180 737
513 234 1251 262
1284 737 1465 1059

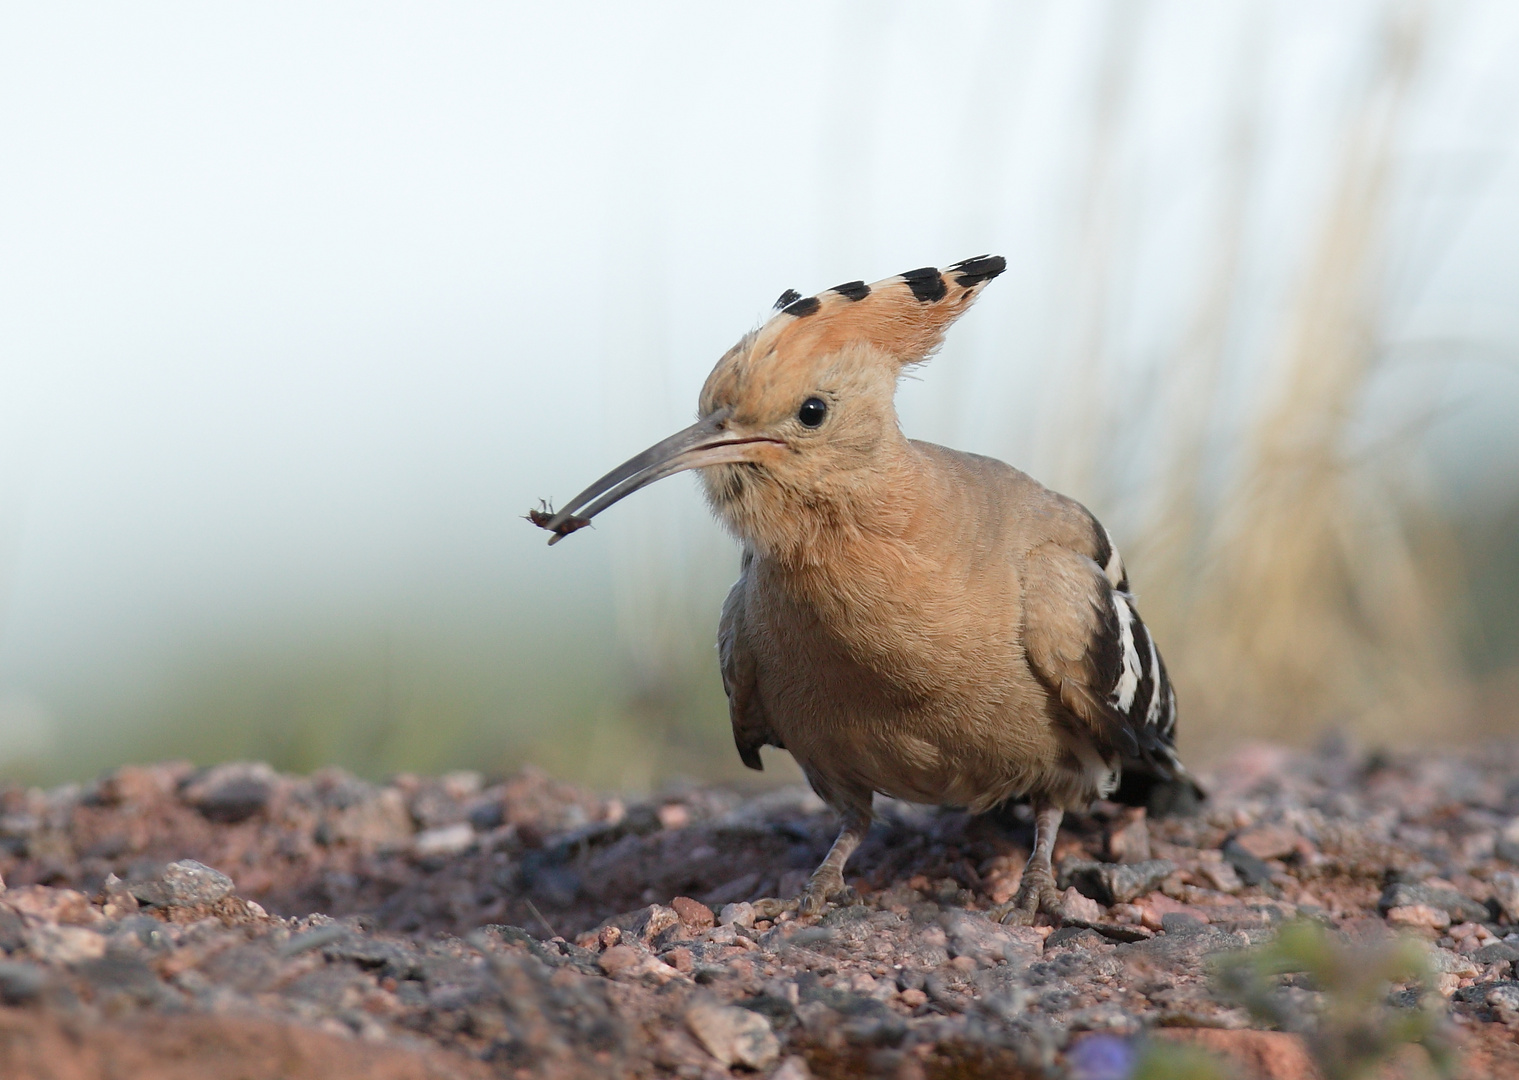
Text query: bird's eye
797 397 828 428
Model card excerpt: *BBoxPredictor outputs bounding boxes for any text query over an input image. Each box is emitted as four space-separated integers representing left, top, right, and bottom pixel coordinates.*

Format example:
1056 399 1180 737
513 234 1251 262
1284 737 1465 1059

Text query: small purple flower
1068 1034 1137 1080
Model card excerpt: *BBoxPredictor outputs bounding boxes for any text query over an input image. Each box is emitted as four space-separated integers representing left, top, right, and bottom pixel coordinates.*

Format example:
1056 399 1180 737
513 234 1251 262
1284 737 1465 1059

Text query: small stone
1221 840 1273 887
1231 824 1299 861
1059 887 1103 924
1497 819 1519 865
770 1056 813 1080
899 987 928 1008
412 822 475 857
939 910 1042 965
440 770 483 800
1491 871 1519 922
129 860 234 908
182 762 276 823
1487 984 1519 1026
1387 905 1450 931
1137 892 1211 931
96 764 184 806
598 925 622 949
0 960 46 1004
631 904 680 943
664 946 694 973
671 896 715 931
1046 927 1107 951
598 944 642 977
1473 942 1519 966
467 800 506 831
1107 808 1151 863
1379 883 1488 925
1063 859 1174 904
1196 859 1243 894
657 804 690 830
97 873 140 920
3 886 100 926
685 1000 780 1070
25 924 107 964
314 780 414 850
0 907 24 953
719 901 756 929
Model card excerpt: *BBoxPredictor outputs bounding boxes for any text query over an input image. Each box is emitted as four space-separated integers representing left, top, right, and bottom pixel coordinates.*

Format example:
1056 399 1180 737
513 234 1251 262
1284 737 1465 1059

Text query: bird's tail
1112 756 1206 817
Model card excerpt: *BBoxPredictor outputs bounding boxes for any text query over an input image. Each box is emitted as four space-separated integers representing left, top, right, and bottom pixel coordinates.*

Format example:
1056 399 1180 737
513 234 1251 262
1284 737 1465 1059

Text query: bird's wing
719 553 777 771
1021 541 1183 779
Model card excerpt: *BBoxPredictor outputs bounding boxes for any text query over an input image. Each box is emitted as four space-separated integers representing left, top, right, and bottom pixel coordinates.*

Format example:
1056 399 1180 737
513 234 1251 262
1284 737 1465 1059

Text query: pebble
1195 858 1243 894
25 924 107 964
1487 984 1519 1027
1230 824 1299 861
129 860 234 908
1220 839 1273 887
1106 810 1151 863
1064 859 1174 904
412 822 475 857
685 1000 780 1070
182 762 277 823
0 960 46 1004
1491 871 1519 922
1379 882 1488 925
598 944 642 977
1058 887 1103 924
3 886 99 926
1386 904 1450 931
631 904 680 943
0 907 24 952
1137 893 1211 931
671 896 714 931
664 946 694 973
770 1056 813 1080
1496 819 1519 865
719 901 755 929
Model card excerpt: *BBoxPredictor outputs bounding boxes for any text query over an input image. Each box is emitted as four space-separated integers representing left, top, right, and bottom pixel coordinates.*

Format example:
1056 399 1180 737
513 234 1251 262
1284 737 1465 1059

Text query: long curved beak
530 409 782 544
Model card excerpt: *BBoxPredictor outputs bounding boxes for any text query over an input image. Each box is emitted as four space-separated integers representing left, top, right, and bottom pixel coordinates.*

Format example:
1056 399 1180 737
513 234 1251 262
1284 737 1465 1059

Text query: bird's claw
751 897 798 920
989 871 1063 926
797 871 856 917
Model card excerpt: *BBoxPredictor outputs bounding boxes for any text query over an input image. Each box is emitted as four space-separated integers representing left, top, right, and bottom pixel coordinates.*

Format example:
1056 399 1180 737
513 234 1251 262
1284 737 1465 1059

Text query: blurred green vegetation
1213 920 1453 1080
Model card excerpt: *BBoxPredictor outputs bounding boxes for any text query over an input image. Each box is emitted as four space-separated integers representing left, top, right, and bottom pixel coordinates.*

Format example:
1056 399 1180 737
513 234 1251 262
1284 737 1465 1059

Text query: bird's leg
749 814 866 921
797 811 869 916
991 804 1065 925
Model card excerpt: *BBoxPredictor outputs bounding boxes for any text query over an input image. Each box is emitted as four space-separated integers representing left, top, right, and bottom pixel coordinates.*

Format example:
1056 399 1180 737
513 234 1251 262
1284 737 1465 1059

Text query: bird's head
533 256 1005 554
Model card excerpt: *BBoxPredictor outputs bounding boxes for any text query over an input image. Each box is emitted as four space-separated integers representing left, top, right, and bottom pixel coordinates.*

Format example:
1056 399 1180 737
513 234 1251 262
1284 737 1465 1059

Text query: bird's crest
752 255 1006 370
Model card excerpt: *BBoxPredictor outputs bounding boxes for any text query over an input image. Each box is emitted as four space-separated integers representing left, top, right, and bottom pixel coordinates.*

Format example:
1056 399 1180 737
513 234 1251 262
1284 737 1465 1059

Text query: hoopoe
533 257 1200 922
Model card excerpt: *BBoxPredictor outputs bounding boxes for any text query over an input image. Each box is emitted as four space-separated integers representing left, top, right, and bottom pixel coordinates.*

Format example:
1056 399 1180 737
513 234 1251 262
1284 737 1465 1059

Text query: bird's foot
797 869 855 917
989 869 1063 926
750 897 798 920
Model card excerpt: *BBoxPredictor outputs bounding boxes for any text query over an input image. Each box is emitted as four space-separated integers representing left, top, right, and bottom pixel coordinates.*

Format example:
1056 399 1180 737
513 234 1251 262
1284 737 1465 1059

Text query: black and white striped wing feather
1021 540 1184 785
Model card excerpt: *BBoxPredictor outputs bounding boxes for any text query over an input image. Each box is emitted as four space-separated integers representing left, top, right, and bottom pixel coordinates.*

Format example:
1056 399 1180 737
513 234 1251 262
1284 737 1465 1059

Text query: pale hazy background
2 1 1517 790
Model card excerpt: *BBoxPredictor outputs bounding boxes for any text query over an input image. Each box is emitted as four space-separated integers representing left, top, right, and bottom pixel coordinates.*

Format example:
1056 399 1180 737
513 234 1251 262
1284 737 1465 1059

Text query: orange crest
756 255 1005 368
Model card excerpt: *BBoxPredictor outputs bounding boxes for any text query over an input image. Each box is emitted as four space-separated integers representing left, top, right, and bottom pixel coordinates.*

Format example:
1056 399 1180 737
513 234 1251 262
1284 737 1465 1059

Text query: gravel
0 743 1518 1077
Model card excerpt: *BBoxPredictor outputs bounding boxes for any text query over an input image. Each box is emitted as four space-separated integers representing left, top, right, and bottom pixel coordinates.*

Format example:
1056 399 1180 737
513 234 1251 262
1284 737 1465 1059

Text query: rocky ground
2 742 1519 1078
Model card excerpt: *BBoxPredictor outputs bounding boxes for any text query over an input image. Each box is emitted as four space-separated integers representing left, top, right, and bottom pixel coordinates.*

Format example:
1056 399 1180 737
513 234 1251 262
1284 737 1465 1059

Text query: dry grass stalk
1167 1 1469 746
